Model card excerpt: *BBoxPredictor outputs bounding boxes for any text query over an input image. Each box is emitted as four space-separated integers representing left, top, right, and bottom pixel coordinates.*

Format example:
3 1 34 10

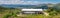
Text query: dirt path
43 12 49 16
0 14 3 18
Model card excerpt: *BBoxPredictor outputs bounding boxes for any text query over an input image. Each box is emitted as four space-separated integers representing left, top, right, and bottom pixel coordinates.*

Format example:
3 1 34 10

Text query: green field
0 6 60 18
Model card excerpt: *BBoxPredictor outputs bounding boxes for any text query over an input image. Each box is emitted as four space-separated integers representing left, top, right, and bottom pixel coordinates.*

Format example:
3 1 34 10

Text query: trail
43 12 49 16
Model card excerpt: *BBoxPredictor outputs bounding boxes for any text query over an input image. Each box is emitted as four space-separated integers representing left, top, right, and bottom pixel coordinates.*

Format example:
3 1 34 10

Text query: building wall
21 11 43 14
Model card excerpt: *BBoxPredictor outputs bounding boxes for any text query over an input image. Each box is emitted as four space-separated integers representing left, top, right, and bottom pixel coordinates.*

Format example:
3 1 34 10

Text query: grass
0 9 60 18
16 14 60 18
0 9 20 18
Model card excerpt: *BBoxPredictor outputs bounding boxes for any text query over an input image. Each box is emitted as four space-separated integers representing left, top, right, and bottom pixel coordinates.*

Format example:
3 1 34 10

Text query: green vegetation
0 4 60 18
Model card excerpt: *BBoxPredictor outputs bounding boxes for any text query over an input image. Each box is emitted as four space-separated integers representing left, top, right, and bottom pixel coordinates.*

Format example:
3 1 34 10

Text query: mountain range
0 4 48 9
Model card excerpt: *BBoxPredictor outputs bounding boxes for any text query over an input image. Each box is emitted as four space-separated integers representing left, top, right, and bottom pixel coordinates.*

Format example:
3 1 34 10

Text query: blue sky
0 0 60 5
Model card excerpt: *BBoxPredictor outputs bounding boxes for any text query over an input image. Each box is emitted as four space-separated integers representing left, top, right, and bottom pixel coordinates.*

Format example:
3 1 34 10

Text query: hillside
0 3 60 18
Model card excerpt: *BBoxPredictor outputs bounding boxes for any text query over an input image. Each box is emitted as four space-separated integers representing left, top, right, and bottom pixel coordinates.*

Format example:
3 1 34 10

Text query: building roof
22 9 43 11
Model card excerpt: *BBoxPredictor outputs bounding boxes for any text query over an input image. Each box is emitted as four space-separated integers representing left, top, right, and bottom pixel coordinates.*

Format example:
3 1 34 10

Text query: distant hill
0 4 48 9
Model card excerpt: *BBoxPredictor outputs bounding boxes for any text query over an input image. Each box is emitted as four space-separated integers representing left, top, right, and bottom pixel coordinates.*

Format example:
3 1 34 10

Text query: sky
0 0 60 5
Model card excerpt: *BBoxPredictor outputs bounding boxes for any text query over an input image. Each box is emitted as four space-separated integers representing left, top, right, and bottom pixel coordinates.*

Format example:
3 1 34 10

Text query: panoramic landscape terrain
0 0 60 18
0 3 60 18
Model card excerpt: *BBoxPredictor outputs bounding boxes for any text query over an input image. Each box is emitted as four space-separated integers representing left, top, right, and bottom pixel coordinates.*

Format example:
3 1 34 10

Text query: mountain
0 4 38 8
0 4 48 9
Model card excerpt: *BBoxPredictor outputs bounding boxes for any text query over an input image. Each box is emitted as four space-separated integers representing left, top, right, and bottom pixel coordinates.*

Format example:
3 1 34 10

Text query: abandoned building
21 9 44 14
17 9 49 16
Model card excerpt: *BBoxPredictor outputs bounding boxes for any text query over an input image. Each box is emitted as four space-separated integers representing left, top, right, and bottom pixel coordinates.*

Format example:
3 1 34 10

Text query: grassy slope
0 8 60 18
0 9 20 18
0 9 60 18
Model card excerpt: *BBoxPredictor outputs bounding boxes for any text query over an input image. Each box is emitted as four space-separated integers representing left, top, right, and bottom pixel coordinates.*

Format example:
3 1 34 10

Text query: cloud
0 0 21 4
0 0 58 5
0 0 40 5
